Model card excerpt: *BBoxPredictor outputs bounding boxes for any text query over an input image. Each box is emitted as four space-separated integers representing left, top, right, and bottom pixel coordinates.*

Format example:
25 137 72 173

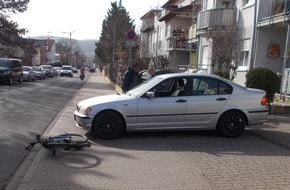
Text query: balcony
258 0 290 28
140 21 154 33
197 8 237 37
166 37 197 51
157 5 178 21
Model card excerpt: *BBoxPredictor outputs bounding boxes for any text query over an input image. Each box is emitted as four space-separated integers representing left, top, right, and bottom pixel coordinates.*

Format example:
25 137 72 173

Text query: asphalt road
0 73 90 184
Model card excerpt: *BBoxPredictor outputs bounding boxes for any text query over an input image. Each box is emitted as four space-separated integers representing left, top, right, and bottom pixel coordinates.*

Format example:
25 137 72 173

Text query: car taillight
261 95 267 106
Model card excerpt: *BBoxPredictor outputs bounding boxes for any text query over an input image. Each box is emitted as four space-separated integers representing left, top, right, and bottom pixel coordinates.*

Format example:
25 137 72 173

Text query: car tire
92 111 125 139
18 76 23 83
9 76 13 85
217 110 246 138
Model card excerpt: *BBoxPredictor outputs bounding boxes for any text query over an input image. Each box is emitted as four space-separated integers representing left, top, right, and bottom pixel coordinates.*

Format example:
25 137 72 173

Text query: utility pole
62 30 75 65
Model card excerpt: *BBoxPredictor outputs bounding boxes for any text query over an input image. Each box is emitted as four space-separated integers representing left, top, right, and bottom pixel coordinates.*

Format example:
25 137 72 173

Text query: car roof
155 73 222 79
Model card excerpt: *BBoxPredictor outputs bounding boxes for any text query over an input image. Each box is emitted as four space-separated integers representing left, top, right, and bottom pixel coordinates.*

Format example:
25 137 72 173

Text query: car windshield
33 67 42 71
0 60 11 68
62 67 71 70
23 67 30 71
42 65 51 69
126 76 163 96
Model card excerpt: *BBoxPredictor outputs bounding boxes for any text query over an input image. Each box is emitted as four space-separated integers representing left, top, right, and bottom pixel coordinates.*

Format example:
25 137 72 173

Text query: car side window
219 81 233 94
12 60 21 68
150 79 175 97
150 78 187 97
191 77 232 95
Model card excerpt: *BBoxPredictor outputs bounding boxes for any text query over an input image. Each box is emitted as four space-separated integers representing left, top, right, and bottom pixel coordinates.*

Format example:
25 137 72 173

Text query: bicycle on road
25 133 91 155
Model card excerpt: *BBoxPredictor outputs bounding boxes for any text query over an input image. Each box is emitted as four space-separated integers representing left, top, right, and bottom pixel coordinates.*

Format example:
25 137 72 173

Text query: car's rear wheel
92 111 125 139
217 110 246 138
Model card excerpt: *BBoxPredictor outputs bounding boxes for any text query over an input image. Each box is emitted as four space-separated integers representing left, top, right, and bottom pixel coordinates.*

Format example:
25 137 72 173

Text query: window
191 77 232 95
159 27 163 41
166 25 170 37
150 78 187 97
238 51 249 70
203 0 208 11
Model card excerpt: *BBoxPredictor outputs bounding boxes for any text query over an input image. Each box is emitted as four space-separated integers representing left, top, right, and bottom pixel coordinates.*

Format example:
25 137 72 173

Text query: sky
11 0 168 40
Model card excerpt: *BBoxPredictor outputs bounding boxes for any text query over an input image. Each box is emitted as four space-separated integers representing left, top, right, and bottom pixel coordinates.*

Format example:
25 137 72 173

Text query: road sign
127 30 136 40
126 40 136 47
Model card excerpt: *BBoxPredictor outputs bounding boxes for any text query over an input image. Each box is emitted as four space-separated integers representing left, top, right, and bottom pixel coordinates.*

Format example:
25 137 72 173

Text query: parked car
52 67 60 76
72 67 78 73
0 58 23 85
41 65 54 78
33 66 46 79
60 65 73 77
74 73 269 140
89 67 96 73
22 66 35 82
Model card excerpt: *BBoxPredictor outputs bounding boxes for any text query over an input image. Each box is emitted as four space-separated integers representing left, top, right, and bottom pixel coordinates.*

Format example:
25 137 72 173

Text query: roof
140 9 161 19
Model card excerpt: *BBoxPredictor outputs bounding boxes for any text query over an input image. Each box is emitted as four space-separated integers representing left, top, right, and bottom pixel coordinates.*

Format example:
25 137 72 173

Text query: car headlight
78 106 92 115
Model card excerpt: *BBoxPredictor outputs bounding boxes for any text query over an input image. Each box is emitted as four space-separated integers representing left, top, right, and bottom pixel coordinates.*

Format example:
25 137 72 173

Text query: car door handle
176 99 186 103
216 97 226 101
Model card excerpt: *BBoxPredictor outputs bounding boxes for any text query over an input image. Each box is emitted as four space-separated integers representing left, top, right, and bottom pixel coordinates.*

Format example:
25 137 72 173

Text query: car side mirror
146 91 155 98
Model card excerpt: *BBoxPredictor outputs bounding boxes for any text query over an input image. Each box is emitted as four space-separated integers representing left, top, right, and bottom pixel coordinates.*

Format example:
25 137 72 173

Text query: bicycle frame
26 134 91 155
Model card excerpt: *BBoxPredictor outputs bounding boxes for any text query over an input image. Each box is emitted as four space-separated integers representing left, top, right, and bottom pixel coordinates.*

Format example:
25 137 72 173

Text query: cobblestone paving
165 130 290 190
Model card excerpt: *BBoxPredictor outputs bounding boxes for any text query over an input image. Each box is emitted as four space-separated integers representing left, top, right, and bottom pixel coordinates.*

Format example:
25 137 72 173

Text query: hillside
78 39 96 59
32 36 97 59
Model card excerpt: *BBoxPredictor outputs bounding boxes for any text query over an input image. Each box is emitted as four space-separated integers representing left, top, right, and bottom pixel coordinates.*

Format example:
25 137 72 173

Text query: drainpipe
251 0 259 69
281 24 290 95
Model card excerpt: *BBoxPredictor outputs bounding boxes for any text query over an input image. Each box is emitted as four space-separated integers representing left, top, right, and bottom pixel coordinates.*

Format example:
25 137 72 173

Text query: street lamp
62 30 76 65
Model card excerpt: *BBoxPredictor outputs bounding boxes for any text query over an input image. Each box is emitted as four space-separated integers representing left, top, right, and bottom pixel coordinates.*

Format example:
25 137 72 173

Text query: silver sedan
74 73 269 139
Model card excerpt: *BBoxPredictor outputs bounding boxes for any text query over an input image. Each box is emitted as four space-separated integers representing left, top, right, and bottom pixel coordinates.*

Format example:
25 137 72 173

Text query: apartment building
256 0 290 93
140 0 290 92
140 0 200 69
31 38 56 66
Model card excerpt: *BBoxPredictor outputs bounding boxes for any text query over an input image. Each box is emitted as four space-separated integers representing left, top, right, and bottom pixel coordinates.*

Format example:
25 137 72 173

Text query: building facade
140 0 290 93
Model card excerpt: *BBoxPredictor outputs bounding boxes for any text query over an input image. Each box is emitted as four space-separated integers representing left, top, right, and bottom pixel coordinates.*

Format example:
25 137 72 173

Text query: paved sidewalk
5 71 290 190
6 71 213 190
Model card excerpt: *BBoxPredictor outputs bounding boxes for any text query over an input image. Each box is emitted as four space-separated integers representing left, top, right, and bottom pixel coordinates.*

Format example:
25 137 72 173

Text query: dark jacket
122 67 139 92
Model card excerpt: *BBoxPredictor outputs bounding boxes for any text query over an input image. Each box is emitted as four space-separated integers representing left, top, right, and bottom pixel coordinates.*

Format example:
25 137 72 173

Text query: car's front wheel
92 111 125 139
18 76 23 83
9 76 13 85
217 110 246 138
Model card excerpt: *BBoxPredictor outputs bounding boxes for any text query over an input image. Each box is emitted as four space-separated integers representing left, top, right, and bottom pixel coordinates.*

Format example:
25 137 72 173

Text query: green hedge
245 68 280 102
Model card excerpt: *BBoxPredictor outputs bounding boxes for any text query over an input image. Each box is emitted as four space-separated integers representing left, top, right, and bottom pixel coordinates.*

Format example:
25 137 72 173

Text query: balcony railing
140 23 154 32
197 8 237 33
157 9 170 21
258 0 290 27
167 37 197 51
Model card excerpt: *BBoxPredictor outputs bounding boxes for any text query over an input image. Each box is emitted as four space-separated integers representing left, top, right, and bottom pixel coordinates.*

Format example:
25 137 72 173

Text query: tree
95 0 135 66
0 0 30 57
208 28 242 80
0 0 30 14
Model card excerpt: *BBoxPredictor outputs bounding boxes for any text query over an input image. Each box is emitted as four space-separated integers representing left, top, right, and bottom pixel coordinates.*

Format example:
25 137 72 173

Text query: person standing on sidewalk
122 62 141 93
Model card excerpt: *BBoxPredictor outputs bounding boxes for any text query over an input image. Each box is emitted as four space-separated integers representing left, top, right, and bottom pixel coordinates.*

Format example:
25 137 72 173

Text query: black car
0 58 23 85
89 67 96 73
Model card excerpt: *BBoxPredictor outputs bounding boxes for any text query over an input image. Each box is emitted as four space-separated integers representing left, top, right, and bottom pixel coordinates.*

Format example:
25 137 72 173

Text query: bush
245 68 280 102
